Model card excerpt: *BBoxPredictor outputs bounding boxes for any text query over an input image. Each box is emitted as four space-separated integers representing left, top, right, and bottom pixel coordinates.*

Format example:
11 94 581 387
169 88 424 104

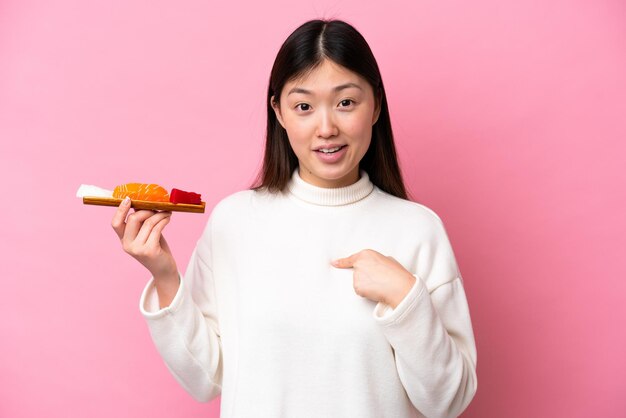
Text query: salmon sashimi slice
112 183 170 202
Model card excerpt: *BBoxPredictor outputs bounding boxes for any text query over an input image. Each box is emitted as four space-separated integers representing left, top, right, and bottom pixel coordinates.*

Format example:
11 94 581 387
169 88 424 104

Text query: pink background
1 0 625 417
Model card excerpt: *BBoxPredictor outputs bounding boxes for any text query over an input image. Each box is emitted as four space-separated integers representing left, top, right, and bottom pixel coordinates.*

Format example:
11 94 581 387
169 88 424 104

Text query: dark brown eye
297 103 311 111
339 99 353 107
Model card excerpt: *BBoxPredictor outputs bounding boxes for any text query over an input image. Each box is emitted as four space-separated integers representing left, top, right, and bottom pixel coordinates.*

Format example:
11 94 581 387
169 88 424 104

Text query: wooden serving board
82 197 205 213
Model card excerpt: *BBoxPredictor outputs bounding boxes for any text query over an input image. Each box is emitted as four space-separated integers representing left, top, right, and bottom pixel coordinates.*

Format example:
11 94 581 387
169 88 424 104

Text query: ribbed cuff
372 274 426 325
139 272 184 319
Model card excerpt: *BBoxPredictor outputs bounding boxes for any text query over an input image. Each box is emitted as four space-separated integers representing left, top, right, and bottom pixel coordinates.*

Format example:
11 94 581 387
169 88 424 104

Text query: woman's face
272 59 380 188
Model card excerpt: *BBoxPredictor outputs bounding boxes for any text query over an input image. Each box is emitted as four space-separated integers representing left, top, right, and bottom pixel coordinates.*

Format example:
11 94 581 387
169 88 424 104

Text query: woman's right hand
111 197 180 307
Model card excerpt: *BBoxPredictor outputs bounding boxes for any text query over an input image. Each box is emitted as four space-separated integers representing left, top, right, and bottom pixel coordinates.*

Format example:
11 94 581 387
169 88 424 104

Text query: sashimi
169 188 202 205
112 183 170 202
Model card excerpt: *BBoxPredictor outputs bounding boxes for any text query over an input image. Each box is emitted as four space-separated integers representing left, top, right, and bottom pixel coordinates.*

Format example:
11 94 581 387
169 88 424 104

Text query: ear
372 89 382 125
271 95 286 129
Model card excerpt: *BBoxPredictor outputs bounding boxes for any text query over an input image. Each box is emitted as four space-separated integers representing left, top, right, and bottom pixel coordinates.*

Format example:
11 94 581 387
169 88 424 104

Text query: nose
316 109 338 138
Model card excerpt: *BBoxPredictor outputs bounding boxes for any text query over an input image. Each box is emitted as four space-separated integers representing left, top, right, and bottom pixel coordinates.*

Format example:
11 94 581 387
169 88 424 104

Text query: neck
297 166 360 189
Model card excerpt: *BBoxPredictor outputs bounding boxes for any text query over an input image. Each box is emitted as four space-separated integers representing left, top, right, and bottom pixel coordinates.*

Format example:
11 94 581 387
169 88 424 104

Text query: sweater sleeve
372 216 478 418
139 216 223 402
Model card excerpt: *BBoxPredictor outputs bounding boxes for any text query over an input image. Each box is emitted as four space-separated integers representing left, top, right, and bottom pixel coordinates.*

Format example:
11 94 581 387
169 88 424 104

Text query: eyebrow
287 82 363 96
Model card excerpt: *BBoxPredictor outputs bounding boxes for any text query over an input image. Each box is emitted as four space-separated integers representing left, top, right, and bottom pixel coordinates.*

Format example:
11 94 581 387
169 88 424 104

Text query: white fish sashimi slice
76 184 114 198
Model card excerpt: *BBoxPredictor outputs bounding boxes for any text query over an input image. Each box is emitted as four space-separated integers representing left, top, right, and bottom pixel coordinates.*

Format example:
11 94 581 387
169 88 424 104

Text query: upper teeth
320 146 341 153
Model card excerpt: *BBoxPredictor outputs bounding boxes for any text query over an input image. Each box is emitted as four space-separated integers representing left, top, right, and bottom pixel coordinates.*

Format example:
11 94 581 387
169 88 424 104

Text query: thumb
331 253 357 269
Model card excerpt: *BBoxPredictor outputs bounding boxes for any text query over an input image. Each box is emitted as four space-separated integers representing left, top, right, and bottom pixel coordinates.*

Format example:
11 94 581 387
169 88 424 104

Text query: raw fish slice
170 188 202 204
113 183 170 202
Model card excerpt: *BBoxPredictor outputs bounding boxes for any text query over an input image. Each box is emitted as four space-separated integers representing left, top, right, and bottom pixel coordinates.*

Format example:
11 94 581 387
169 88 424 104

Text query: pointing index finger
331 253 358 269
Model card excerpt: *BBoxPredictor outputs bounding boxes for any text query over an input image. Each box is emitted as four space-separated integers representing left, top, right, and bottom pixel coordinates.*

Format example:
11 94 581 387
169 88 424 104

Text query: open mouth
316 145 347 154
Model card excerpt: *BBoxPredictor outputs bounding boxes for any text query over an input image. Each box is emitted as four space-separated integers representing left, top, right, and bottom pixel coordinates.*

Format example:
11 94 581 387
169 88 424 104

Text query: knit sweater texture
140 169 478 418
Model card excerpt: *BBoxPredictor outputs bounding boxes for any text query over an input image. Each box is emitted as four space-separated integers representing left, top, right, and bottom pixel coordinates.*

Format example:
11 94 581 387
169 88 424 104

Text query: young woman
112 19 477 418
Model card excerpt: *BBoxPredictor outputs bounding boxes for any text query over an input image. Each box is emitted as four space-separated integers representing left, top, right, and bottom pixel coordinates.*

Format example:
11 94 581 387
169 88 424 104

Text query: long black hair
252 19 408 200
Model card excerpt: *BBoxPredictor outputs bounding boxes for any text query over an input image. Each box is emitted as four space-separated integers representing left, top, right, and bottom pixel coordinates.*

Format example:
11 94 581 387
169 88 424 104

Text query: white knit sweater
140 169 477 418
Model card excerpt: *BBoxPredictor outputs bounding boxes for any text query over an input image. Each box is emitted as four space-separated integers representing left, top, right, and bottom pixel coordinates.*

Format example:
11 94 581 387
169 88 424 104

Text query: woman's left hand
332 249 417 309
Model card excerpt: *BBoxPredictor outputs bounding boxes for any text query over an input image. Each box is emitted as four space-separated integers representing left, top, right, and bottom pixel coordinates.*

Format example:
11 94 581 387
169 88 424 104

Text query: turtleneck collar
287 168 375 206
